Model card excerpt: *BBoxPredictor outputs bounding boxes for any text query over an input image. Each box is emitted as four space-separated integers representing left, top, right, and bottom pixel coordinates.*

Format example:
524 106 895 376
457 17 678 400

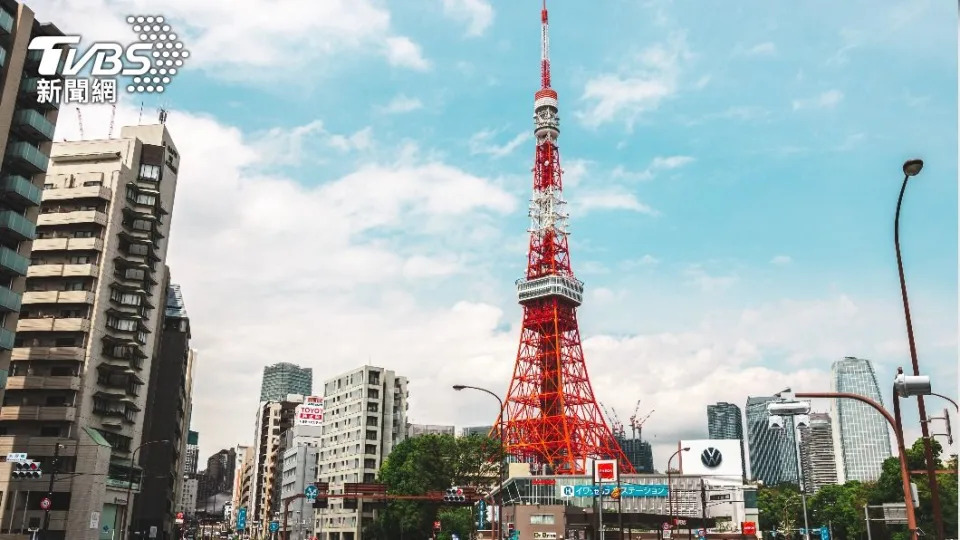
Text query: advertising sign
678 439 744 477
742 522 757 535
593 459 618 483
295 396 324 426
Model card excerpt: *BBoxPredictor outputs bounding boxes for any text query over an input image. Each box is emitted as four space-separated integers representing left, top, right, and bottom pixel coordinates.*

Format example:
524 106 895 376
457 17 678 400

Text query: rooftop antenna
75 107 84 140
108 103 116 138
158 100 170 124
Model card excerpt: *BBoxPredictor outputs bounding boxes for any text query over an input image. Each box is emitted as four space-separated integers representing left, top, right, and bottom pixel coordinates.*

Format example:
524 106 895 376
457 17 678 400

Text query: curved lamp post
119 439 170 540
453 384 505 540
893 158 945 539
667 446 690 529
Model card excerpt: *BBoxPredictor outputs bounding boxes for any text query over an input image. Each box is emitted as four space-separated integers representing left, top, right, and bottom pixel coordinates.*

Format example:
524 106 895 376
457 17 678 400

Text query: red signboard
40 497 51 510
597 462 614 481
742 522 757 535
433 521 441 531
531 478 555 485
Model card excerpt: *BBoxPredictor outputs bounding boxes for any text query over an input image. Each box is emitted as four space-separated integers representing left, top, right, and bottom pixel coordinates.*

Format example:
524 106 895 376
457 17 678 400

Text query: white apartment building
315 366 408 540
178 475 199 515
279 425 322 540
0 123 181 539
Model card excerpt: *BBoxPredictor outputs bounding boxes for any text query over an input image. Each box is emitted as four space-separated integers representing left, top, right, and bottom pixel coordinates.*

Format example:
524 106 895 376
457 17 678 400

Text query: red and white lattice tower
493 1 634 475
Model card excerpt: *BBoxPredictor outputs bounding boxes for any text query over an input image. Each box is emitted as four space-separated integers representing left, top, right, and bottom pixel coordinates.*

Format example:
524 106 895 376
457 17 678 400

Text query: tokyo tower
494 1 635 475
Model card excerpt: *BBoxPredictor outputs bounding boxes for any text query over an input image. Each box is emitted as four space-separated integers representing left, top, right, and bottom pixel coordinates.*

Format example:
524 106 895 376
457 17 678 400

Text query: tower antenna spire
540 0 551 88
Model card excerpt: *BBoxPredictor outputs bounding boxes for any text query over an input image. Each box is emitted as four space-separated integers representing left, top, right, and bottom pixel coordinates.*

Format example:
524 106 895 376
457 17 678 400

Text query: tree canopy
757 437 958 540
364 433 502 540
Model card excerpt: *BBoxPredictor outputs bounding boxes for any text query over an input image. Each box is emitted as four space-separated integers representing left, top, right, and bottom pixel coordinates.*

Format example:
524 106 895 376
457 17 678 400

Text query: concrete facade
315 365 407 540
0 123 181 539
406 423 454 438
279 425 322 540
0 1 65 419
250 397 303 526
799 412 838 493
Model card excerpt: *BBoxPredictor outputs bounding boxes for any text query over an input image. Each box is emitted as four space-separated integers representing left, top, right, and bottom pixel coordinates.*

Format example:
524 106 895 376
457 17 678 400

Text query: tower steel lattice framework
494 1 634 475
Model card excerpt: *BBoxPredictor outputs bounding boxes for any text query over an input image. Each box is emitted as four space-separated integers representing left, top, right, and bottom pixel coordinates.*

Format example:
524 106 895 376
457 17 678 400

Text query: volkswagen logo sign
701 447 723 468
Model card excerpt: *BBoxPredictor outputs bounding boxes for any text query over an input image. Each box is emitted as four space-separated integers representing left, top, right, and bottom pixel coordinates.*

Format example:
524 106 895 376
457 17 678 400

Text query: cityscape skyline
17 0 959 473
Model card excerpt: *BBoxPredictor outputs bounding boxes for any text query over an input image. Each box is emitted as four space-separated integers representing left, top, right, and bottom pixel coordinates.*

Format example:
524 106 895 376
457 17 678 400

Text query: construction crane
108 103 116 138
600 402 624 438
631 410 654 441
75 107 84 140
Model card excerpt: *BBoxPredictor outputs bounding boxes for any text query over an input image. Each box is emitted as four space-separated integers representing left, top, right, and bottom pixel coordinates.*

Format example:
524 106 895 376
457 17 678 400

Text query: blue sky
39 0 957 466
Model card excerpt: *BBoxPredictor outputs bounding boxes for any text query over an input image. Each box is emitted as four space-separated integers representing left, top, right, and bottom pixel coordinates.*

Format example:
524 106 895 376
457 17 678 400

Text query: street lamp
893 157 945 540
667 446 690 529
119 439 170 540
453 384 505 540
770 384 932 540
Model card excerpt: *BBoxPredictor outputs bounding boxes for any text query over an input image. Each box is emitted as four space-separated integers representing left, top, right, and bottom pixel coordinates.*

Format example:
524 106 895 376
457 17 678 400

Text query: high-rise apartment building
184 430 199 474
616 436 654 473
745 396 799 485
406 423 455 438
250 396 303 525
260 362 312 402
178 475 199 514
316 366 408 540
830 357 892 482
133 281 194 540
0 123 181 539
230 445 252 528
278 424 323 540
0 1 64 412
708 402 746 479
799 412 838 493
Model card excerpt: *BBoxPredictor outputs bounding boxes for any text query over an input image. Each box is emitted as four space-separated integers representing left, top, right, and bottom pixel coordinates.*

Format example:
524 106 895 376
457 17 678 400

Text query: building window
139 164 160 181
530 514 555 525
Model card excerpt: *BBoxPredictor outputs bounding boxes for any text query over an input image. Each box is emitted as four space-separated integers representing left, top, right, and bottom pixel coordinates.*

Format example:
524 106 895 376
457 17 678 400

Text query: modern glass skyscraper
259 362 313 402
830 357 892 482
708 402 746 478
746 396 799 485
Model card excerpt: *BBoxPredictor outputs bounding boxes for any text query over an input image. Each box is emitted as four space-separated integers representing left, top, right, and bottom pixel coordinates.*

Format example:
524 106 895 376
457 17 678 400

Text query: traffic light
443 487 466 504
12 460 41 479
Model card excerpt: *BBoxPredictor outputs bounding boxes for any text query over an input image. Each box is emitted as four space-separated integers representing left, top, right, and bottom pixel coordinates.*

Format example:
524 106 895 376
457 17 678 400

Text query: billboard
295 396 324 426
678 439 743 477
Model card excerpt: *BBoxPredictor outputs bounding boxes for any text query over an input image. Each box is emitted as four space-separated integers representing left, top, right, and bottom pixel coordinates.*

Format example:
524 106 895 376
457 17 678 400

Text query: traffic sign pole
40 443 60 540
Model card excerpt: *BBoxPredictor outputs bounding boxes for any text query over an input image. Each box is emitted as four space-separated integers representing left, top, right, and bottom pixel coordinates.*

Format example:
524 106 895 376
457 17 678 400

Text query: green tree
363 433 502 539
757 483 804 534
807 481 870 539
870 437 958 540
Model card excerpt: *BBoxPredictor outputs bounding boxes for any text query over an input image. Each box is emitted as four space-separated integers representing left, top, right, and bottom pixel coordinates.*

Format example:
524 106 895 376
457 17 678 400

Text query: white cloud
562 159 590 188
385 36 432 71
379 95 424 114
251 121 375 165
440 0 494 37
745 42 777 56
25 0 429 80
611 155 695 182
578 35 690 129
792 90 844 110
577 189 658 215
684 265 738 292
770 255 793 265
469 129 531 158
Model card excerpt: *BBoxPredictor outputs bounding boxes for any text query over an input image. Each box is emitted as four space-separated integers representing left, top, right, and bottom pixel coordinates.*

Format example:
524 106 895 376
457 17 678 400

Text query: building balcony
22 290 95 305
0 47 6 69
13 109 55 141
0 285 22 312
4 141 49 175
36 210 108 227
27 263 99 278
16 317 91 332
30 237 104 252
0 327 13 351
0 210 36 241
12 346 85 361
0 174 43 207
5 375 81 391
0 9 12 36
19 78 61 111
0 245 29 277
41 185 112 202
0 405 77 421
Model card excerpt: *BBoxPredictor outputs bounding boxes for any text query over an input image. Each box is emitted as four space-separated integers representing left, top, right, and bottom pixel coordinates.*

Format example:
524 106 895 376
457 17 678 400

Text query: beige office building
0 123 181 540
0 1 64 410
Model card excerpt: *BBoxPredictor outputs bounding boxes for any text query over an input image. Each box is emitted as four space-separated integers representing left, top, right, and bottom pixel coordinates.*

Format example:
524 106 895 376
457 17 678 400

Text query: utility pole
40 444 61 540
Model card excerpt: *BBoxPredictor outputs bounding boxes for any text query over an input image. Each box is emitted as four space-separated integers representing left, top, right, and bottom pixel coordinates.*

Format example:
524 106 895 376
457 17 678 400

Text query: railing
5 141 50 173
0 285 22 312
0 209 37 240
0 327 13 351
0 174 43 206
0 245 29 276
0 9 13 35
13 109 56 140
